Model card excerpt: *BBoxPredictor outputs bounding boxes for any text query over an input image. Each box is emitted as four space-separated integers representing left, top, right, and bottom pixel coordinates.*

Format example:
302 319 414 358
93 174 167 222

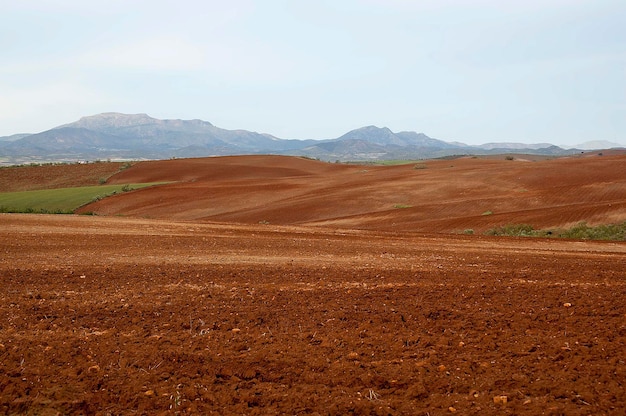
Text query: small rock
144 390 155 396
88 365 100 373
448 406 457 413
231 328 241 333
493 395 508 405
347 352 359 360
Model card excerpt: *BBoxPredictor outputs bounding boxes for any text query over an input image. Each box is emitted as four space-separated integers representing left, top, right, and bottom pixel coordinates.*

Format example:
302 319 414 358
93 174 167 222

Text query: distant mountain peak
57 112 158 130
59 112 219 130
338 125 403 146
2 112 613 166
359 125 392 132
335 125 458 149
86 112 152 120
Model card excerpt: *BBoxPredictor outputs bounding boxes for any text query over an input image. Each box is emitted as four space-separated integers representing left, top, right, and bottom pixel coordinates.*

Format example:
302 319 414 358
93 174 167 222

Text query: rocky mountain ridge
0 112 621 165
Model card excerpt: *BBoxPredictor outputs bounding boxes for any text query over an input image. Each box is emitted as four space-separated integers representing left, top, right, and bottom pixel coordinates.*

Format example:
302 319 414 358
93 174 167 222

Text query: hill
0 162 124 192
63 153 626 234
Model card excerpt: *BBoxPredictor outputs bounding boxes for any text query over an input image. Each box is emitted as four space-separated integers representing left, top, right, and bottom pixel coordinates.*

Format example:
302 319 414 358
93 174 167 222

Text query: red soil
1 155 625 414
0 162 123 192
1 214 625 414
78 153 626 234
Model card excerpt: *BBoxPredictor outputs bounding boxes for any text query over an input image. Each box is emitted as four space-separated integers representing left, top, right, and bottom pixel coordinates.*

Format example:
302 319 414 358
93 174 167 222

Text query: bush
557 222 626 241
485 224 536 237
483 222 626 241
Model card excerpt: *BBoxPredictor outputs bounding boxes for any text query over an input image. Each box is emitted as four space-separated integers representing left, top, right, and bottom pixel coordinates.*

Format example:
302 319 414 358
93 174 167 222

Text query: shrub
485 224 536 237
483 222 626 241
557 222 626 241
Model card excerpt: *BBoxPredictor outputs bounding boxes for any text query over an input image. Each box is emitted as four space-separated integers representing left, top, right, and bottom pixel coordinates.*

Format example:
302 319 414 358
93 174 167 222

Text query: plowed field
78 153 626 234
2 214 626 415
1 154 625 414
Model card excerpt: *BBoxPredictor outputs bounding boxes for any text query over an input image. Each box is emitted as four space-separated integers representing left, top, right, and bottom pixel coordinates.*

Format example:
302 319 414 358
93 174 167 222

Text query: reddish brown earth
77 153 626 234
1 155 625 414
1 214 625 415
0 162 123 192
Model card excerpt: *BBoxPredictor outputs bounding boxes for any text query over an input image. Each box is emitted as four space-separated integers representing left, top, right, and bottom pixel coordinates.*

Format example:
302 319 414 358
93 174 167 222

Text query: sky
1 0 625 146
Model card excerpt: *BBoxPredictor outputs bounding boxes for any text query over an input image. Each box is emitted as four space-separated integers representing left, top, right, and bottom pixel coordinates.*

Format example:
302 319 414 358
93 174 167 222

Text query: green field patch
0 183 163 214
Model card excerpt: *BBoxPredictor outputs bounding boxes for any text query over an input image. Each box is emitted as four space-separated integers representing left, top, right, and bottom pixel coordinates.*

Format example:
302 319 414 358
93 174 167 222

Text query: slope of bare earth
76 153 626 233
0 162 124 192
1 214 625 415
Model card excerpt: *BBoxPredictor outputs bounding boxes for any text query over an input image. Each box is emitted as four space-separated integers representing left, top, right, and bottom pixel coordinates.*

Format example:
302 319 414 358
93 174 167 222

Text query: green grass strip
0 183 162 214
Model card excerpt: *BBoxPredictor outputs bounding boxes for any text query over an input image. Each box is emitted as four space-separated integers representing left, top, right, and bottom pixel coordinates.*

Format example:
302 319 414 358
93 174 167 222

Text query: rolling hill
61 153 626 234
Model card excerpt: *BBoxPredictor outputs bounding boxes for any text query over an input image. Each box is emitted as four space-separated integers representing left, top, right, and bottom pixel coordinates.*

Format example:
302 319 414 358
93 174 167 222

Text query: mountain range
0 113 622 165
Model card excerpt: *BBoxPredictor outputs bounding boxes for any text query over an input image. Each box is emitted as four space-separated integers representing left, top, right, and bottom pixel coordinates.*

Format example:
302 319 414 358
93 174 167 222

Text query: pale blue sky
1 0 625 145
